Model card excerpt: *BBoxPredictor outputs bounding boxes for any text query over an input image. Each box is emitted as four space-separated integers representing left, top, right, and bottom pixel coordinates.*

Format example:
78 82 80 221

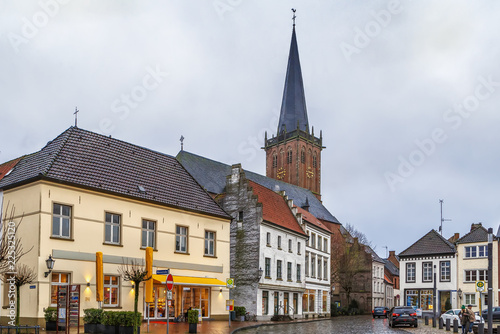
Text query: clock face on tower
277 167 286 180
306 167 314 178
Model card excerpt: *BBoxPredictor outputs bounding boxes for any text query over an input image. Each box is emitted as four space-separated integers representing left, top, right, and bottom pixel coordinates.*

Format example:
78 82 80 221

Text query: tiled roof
295 206 331 234
176 150 339 224
384 259 399 276
0 127 229 219
365 245 385 263
456 225 494 244
399 229 456 257
0 157 22 181
384 274 393 285
248 181 306 237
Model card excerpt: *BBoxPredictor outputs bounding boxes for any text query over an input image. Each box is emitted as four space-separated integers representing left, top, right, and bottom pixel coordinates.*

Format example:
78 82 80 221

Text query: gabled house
399 229 457 315
384 257 400 306
366 246 386 308
0 127 232 325
455 223 499 312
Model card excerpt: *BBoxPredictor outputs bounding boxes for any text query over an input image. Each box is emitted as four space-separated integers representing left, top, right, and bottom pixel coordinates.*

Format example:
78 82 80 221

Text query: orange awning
152 275 226 287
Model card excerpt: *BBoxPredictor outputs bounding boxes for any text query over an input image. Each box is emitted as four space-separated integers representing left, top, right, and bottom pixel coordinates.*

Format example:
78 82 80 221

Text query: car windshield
454 310 460 315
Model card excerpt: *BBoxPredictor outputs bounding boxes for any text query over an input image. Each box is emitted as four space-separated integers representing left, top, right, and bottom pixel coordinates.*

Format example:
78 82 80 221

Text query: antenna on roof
74 107 80 127
180 135 185 151
439 199 451 236
291 8 296 27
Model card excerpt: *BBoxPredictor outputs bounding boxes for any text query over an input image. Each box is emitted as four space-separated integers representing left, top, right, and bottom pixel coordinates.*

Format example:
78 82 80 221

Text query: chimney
471 222 482 231
389 251 395 257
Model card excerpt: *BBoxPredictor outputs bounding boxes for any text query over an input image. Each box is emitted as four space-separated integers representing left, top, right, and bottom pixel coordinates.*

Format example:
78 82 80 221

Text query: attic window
138 185 146 193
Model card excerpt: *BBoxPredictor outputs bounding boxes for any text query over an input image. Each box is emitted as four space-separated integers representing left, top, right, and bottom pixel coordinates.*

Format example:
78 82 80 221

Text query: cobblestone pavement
234 316 447 334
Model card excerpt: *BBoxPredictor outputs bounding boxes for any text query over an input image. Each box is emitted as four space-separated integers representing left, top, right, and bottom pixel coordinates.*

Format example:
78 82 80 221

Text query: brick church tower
264 20 324 200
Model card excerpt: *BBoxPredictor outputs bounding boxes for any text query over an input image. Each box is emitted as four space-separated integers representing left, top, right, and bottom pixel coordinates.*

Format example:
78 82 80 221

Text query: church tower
264 13 324 200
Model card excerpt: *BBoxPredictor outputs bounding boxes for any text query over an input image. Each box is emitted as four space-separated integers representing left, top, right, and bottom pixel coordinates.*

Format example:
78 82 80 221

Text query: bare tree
118 259 151 334
0 203 32 272
2 264 37 326
344 223 374 249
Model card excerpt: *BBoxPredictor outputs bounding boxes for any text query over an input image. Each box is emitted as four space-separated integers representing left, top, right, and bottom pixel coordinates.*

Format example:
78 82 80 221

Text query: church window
313 153 317 168
301 149 305 164
272 154 277 168
287 149 292 164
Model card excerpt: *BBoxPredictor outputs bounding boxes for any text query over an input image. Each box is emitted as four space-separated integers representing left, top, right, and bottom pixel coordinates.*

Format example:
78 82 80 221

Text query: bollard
477 322 484 334
439 317 443 329
453 318 458 333
425 316 429 325
433 316 437 328
445 318 450 331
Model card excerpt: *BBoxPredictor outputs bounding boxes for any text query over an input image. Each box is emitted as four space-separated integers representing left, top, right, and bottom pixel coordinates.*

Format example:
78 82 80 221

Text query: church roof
176 150 340 224
399 229 456 257
0 127 230 220
248 181 306 237
277 26 309 134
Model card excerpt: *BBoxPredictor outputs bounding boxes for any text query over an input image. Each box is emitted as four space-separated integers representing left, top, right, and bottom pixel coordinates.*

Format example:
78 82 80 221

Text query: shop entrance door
145 287 167 319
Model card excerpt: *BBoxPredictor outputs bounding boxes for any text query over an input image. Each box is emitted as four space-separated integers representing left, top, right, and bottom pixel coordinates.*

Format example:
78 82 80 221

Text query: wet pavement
42 315 451 334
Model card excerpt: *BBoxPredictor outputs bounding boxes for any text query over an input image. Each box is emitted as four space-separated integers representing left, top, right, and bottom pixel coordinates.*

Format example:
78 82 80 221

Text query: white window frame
465 293 476 306
176 225 188 253
204 230 216 256
105 212 121 244
52 203 71 238
141 219 156 248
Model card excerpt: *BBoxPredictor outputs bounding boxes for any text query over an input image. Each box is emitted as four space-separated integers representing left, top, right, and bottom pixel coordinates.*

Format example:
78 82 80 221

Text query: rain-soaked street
235 315 444 334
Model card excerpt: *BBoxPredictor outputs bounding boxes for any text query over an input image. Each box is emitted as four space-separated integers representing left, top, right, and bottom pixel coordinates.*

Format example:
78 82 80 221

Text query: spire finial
180 135 185 151
74 107 79 127
291 8 296 27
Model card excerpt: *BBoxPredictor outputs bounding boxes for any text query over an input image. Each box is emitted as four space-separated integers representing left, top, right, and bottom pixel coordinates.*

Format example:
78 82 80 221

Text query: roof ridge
399 229 455 257
40 126 76 176
456 225 492 244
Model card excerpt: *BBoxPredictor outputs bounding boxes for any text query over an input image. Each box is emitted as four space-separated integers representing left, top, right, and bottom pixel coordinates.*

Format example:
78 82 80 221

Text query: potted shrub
102 311 119 334
83 308 103 333
118 312 141 334
235 306 246 321
44 307 58 331
188 309 199 334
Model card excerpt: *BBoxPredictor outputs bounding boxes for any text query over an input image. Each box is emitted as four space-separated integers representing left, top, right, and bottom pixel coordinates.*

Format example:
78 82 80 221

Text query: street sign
167 291 173 300
166 274 174 291
156 269 170 275
226 299 234 311
476 280 485 292
226 278 234 289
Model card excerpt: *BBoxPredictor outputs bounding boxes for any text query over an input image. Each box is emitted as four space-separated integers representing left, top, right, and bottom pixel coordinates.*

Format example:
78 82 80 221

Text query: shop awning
152 275 226 287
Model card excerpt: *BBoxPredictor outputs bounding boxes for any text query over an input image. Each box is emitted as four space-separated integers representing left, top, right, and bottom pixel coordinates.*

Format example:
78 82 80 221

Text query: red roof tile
248 181 306 236
0 157 22 181
295 206 332 234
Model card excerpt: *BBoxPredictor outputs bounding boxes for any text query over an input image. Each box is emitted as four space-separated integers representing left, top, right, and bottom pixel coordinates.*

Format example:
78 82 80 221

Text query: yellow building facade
0 127 231 325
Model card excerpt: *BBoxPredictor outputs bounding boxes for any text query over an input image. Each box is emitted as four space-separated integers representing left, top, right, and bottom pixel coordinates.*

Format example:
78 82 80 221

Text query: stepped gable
399 229 456 257
176 150 339 224
294 205 331 234
0 127 229 219
248 180 306 236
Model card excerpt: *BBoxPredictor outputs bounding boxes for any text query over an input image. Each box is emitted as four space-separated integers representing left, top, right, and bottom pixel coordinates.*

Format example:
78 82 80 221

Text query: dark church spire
277 10 309 134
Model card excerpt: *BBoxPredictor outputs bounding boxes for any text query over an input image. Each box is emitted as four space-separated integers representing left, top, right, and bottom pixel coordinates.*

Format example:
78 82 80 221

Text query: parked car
388 306 418 328
440 309 484 327
482 307 500 320
372 306 389 318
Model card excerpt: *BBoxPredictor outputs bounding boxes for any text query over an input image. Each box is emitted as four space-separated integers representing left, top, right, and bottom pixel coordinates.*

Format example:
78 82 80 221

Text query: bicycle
245 312 257 321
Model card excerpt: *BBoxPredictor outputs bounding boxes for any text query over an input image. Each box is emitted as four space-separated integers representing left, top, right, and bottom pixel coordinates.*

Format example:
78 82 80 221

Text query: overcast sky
2 1 500 258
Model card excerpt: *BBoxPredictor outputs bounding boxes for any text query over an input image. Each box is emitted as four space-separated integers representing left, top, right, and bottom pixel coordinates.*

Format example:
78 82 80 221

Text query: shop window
262 291 269 315
104 275 120 307
308 290 315 312
176 225 188 253
302 291 308 312
105 212 121 244
52 203 71 238
142 220 156 248
51 272 70 306
181 287 209 318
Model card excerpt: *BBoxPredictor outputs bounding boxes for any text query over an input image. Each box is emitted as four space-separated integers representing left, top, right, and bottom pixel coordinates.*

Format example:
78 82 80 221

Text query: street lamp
44 255 55 278
457 288 462 299
258 267 263 280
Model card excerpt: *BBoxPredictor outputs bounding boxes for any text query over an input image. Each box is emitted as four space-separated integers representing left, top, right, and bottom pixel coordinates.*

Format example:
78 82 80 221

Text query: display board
57 285 80 334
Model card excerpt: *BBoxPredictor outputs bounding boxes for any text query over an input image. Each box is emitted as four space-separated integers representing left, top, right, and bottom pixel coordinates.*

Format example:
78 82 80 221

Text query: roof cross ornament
180 135 185 151
291 8 296 27
74 107 79 127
